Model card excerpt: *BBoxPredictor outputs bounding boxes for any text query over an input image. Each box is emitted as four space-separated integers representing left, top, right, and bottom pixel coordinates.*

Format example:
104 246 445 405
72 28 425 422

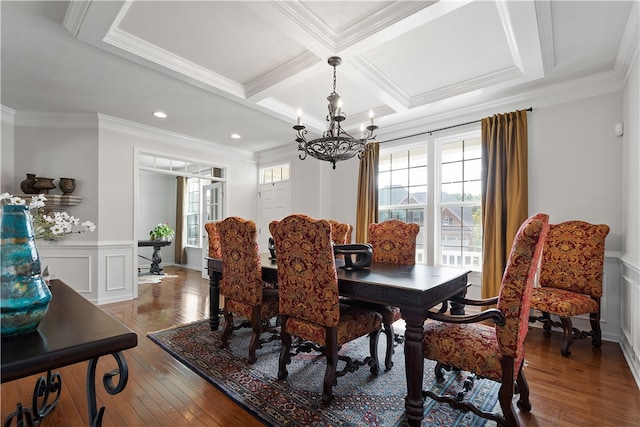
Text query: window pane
464 158 481 181
378 170 391 190
442 141 463 162
378 186 391 206
464 138 481 159
410 146 428 167
391 186 408 205
408 185 427 205
379 153 391 172
442 183 462 201
441 162 462 183
465 180 481 201
391 168 408 187
409 165 427 186
391 151 409 170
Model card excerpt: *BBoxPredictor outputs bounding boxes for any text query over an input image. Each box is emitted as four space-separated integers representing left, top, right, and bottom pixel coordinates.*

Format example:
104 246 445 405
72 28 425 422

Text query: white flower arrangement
1 193 96 241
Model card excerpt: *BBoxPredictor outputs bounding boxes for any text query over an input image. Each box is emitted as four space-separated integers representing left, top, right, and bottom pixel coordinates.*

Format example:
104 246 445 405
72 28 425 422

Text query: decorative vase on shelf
0 205 52 337
33 177 56 194
20 173 38 194
58 178 76 195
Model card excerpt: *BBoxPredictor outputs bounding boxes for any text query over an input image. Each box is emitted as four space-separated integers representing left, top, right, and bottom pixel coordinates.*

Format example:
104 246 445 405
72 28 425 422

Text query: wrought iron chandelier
293 56 378 169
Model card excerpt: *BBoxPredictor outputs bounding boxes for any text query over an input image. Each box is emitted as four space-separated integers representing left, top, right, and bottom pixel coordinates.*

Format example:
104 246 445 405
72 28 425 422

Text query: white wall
1 106 16 194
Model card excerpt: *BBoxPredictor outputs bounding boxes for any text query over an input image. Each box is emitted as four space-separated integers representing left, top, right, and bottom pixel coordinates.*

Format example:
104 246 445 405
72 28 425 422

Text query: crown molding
97 114 255 162
615 1 639 86
379 68 625 142
103 27 245 99
62 0 92 37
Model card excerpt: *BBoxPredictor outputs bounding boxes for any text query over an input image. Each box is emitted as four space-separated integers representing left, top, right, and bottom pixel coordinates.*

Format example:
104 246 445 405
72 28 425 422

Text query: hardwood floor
2 265 639 426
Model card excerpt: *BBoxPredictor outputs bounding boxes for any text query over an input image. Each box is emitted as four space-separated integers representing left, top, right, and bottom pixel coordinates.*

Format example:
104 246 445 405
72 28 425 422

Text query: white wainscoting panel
620 256 640 389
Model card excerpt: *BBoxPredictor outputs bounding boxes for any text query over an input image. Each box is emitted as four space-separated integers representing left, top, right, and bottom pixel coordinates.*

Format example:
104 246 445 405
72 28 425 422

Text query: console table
138 239 172 274
1 280 138 427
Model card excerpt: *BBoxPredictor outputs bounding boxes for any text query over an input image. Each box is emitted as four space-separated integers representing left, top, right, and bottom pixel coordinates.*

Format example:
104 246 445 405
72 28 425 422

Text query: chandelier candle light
293 56 378 169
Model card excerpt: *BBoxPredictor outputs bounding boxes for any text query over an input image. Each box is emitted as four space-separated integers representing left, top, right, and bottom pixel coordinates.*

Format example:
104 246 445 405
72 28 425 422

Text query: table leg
149 245 163 275
86 352 129 427
402 310 427 426
209 270 221 331
2 370 62 427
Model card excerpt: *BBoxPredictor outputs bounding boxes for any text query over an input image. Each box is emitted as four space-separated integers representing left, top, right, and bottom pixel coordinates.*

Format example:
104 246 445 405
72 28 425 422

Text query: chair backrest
496 213 549 360
539 220 610 298
269 214 339 328
216 217 263 306
204 222 222 258
368 219 420 265
328 220 350 245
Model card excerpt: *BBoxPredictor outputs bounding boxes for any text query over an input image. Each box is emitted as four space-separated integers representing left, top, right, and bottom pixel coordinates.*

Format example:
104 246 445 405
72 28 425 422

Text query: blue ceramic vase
1 204 52 337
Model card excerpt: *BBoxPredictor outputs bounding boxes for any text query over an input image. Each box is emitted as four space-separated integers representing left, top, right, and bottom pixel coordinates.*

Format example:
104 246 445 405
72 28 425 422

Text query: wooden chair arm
427 308 506 326
449 295 499 306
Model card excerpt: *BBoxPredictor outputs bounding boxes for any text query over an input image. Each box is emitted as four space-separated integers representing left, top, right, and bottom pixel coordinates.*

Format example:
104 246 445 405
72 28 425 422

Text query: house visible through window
378 130 482 270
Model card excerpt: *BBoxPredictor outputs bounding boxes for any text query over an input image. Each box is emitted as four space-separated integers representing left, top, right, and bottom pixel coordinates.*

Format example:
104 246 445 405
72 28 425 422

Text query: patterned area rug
148 320 500 427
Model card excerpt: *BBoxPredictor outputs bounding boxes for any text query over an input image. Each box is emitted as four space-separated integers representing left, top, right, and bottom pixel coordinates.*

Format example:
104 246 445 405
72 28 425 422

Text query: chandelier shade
293 56 378 169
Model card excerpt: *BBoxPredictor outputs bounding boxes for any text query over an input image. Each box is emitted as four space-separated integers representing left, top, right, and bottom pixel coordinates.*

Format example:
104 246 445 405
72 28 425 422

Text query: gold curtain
355 142 379 243
481 110 529 298
174 176 187 265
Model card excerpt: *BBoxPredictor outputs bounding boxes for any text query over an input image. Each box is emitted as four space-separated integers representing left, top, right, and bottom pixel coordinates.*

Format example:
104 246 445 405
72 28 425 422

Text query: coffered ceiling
1 1 637 154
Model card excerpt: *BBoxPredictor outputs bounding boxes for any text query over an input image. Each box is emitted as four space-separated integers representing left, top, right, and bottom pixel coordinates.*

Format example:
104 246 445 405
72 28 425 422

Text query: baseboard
620 333 640 390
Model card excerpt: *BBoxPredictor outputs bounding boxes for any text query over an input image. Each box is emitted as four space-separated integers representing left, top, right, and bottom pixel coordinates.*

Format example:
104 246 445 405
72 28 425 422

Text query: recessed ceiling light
230 133 241 139
153 111 167 118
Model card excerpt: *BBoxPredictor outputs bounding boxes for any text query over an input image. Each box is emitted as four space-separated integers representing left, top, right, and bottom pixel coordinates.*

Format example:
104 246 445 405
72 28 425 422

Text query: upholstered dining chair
269 214 382 405
422 213 549 427
216 216 279 364
204 221 222 258
328 219 351 245
529 220 610 356
344 219 419 371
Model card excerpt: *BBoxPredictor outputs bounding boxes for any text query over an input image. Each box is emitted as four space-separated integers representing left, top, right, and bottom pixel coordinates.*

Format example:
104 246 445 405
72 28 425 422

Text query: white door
201 182 224 277
258 180 291 252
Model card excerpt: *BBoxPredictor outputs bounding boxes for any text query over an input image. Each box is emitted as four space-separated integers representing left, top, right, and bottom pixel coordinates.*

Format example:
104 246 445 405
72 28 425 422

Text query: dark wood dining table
1 280 138 427
206 253 469 426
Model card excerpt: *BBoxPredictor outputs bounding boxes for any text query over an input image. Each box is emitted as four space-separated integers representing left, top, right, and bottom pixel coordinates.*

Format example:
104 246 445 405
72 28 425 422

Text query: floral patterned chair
343 219 419 371
422 213 549 427
269 214 382 405
216 217 279 364
328 220 351 245
204 222 222 258
529 220 610 356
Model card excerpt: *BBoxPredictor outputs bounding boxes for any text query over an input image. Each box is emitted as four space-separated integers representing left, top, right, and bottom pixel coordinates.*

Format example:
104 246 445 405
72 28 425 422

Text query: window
260 164 290 184
378 130 482 270
186 178 200 246
440 137 482 269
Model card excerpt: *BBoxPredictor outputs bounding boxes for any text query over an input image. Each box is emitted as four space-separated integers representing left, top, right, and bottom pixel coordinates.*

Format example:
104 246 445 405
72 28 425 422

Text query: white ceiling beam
495 0 545 80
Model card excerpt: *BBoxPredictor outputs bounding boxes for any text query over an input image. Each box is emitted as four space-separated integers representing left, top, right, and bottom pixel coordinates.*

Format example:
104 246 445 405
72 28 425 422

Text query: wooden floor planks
2 265 639 426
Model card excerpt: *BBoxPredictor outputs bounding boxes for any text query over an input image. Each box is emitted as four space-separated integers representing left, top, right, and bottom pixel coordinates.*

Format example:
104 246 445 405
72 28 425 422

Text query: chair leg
322 330 338 406
247 307 261 364
590 311 602 348
515 364 531 412
368 329 381 375
219 308 233 348
383 321 394 371
560 317 573 356
541 311 552 332
278 316 291 380
498 362 519 427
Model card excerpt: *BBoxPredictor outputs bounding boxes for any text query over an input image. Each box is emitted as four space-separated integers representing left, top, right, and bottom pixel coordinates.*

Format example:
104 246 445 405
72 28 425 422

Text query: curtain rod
379 107 533 144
